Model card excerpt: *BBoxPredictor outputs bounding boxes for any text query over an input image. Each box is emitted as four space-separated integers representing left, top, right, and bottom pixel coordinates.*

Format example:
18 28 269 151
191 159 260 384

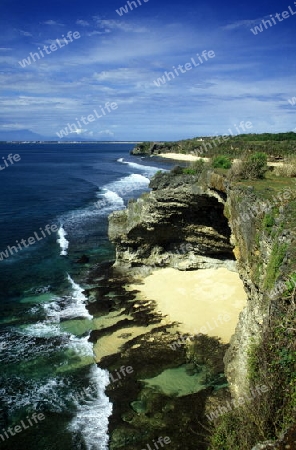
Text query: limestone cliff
109 171 235 274
108 168 296 448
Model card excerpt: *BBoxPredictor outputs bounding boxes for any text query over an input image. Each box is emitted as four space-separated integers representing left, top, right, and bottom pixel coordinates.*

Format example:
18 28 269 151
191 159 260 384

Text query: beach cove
127 267 247 344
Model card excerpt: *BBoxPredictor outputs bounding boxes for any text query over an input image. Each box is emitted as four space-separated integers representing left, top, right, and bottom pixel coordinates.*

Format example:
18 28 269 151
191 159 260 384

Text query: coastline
94 156 251 448
155 152 210 162
87 262 231 450
155 153 284 168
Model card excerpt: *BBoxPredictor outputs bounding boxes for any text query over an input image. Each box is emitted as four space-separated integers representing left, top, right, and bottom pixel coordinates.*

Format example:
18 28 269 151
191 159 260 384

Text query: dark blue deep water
0 143 173 450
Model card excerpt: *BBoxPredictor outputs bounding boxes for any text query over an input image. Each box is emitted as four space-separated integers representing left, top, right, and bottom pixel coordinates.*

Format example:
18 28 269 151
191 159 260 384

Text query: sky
0 0 296 141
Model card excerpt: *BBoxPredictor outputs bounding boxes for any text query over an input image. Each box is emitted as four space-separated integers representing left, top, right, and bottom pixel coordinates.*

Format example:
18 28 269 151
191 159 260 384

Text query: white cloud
93 68 150 84
42 20 64 26
71 128 87 134
86 30 110 36
1 15 295 139
98 129 114 136
0 123 27 130
222 17 268 30
76 20 90 27
93 17 147 33
19 30 33 37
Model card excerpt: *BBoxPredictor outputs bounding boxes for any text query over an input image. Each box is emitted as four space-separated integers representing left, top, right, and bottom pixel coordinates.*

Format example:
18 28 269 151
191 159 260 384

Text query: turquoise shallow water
0 143 173 450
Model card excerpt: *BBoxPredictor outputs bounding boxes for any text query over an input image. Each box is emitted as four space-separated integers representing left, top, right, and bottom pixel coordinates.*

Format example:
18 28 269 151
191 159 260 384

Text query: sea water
0 142 172 450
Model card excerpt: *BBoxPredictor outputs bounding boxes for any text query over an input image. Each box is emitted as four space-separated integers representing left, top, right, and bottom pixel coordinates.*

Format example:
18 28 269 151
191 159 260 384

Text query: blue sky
0 0 295 140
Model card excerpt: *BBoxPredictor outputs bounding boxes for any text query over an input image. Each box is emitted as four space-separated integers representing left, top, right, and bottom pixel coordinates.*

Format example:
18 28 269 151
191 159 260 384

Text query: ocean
0 143 173 450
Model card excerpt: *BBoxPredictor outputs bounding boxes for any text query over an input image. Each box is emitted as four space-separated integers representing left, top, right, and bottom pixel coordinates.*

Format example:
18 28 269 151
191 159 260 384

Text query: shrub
228 160 244 180
191 158 206 174
181 159 206 176
212 156 232 169
273 156 296 178
229 152 267 180
245 152 267 179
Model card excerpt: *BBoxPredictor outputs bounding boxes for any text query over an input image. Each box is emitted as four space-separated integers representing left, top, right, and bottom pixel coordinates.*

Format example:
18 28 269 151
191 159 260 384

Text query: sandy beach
157 152 210 162
159 153 284 167
128 267 247 343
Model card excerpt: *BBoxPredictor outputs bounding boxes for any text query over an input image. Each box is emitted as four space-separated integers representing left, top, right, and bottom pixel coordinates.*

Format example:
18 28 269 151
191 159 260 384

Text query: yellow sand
93 324 158 362
157 153 210 162
128 267 247 343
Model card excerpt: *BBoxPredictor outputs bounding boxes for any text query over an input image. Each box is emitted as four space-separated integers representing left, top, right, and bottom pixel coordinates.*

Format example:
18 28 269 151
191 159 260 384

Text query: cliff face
108 169 296 447
109 172 235 273
131 142 172 155
224 183 294 398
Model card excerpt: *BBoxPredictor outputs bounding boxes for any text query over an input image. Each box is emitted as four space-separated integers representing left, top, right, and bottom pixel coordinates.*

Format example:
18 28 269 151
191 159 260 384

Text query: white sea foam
96 174 151 212
22 276 92 341
57 161 164 234
63 280 112 450
96 189 124 211
67 335 94 357
22 321 65 338
57 225 69 256
109 173 148 189
66 275 92 320
117 157 161 175
69 365 112 450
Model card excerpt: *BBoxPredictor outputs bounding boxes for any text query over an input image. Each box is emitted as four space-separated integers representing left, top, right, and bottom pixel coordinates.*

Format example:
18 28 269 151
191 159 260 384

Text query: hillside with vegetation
132 132 296 160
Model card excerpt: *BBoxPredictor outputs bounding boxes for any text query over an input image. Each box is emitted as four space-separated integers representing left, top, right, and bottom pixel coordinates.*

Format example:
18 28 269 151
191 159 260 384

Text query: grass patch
264 242 287 290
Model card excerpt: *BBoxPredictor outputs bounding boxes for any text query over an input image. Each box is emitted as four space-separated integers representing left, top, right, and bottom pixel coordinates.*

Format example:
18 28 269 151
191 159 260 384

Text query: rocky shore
85 261 229 450
85 163 296 449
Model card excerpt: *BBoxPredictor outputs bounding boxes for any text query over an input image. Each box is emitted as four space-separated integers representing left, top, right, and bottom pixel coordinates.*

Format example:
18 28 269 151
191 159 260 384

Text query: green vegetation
182 159 205 175
133 141 152 154
210 282 296 449
212 156 232 169
262 213 275 233
284 272 296 294
247 152 268 178
209 412 242 450
230 152 268 180
264 242 287 290
166 160 206 177
133 132 296 159
142 134 296 450
140 134 296 450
